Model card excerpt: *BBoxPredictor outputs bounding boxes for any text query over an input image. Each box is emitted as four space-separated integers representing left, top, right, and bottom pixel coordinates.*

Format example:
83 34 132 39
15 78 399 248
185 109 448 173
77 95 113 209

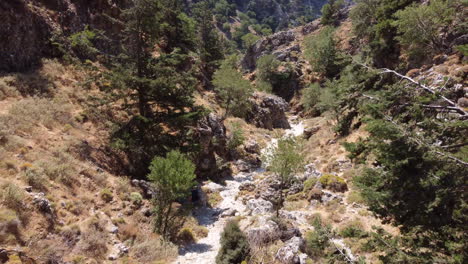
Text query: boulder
246 92 290 130
220 208 238 218
275 236 305 264
32 192 53 215
241 30 297 71
131 179 156 199
303 126 320 139
244 140 260 154
247 199 274 215
239 182 256 192
247 219 281 246
195 113 229 178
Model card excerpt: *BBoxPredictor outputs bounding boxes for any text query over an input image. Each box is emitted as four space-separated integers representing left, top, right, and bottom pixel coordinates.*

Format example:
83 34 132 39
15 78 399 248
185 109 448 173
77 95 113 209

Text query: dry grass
76 217 109 258
0 97 72 134
1 182 25 212
131 236 178 263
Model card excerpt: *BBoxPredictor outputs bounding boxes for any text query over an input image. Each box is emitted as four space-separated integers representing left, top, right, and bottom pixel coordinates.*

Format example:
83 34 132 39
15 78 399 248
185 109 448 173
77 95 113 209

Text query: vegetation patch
318 174 347 192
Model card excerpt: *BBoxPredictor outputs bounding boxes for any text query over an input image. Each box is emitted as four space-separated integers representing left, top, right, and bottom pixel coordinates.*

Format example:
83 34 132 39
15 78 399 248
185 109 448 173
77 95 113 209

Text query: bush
1 183 25 212
227 122 245 150
0 76 19 100
216 220 250 264
130 192 143 207
307 188 322 201
23 168 48 191
394 0 456 60
0 208 21 244
301 83 321 112
100 188 113 202
303 177 318 192
304 26 342 77
39 156 76 187
177 227 196 245
347 190 365 204
304 216 331 258
319 174 347 192
339 220 367 238
69 26 99 60
213 58 254 118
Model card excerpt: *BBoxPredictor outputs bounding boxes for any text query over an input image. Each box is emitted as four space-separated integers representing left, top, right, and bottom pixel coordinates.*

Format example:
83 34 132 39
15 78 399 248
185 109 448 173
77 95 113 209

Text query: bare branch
357 63 468 117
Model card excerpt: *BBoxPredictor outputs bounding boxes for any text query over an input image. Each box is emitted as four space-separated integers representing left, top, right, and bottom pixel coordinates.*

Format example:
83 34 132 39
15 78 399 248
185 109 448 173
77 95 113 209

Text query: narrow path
175 172 254 263
173 117 362 264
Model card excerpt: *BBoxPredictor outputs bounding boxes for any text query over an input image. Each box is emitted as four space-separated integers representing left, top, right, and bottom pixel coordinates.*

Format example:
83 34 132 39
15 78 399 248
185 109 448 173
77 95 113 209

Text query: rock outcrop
0 0 123 72
246 92 290 130
275 236 305 264
195 113 229 178
241 30 298 71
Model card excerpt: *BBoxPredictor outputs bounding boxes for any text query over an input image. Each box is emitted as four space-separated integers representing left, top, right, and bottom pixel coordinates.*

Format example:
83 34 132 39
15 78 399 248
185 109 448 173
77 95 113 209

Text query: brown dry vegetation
0 59 176 263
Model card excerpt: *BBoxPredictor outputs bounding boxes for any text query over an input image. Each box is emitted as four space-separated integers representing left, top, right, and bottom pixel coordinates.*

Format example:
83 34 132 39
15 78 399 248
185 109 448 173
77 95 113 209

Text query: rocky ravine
175 118 305 264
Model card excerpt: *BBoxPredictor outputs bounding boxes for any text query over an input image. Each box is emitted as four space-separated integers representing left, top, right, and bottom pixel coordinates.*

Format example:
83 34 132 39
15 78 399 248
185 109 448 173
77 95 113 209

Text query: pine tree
193 1 225 86
216 220 250 264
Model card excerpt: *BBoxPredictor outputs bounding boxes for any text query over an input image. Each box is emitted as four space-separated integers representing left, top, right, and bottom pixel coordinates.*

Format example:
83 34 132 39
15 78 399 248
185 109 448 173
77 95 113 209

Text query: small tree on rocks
265 136 305 217
147 150 196 238
216 220 250 264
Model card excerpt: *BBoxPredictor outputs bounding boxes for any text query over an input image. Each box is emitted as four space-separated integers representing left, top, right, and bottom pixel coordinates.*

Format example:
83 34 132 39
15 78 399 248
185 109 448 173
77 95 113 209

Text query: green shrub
130 192 143 207
347 190 365 204
301 83 321 111
303 178 318 192
216 220 250 264
227 122 245 150
393 0 456 60
339 221 367 238
319 174 347 192
69 26 99 60
177 227 196 244
23 168 48 191
1 183 25 212
100 188 113 203
304 26 342 77
304 216 331 258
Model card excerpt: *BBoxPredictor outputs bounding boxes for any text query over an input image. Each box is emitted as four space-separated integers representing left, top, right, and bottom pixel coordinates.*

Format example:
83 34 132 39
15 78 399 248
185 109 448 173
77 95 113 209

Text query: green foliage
100 188 113 202
393 0 456 60
227 122 245 150
213 57 253 118
241 33 261 50
320 0 344 26
192 1 225 83
216 220 250 264
301 83 321 111
318 174 347 192
266 137 305 216
455 44 468 57
303 177 318 192
339 221 367 238
148 150 196 238
130 192 143 207
255 54 281 92
69 26 99 60
1 183 25 212
304 215 331 258
176 227 196 244
350 0 415 66
304 26 343 77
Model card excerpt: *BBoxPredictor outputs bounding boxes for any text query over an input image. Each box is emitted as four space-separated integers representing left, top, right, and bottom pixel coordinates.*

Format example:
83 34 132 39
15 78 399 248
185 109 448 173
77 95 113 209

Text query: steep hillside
0 0 467 264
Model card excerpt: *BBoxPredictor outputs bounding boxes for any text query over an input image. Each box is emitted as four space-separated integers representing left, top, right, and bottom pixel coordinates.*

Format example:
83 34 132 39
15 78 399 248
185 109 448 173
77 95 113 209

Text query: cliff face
0 0 125 72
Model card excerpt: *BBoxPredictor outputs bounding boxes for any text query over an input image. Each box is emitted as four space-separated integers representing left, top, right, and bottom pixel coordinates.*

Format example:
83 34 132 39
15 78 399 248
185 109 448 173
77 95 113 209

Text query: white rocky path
175 117 356 263
175 117 305 264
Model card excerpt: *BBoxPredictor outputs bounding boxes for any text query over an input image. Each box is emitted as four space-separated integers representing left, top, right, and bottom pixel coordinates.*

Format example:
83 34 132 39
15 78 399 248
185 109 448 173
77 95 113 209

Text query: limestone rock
275 236 305 264
247 198 274 215
246 92 290 130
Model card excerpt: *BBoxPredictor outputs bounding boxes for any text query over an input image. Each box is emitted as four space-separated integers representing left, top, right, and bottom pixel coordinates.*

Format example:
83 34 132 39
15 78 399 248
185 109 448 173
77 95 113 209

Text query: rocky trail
175 116 356 264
